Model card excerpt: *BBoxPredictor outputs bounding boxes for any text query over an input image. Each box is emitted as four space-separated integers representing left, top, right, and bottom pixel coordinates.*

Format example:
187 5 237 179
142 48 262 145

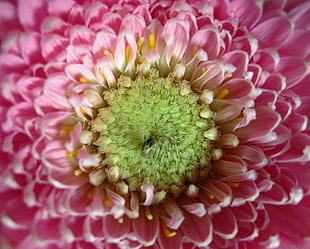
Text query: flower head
1 0 310 248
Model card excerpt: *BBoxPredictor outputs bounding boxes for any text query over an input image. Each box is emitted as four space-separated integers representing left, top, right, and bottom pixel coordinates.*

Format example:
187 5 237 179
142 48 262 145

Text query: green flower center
92 70 216 195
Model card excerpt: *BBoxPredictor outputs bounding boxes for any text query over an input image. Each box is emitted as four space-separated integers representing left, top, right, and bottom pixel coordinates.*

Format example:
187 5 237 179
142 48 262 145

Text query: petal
103 215 131 241
132 207 159 246
251 16 293 49
212 207 238 239
229 0 263 28
18 0 47 30
181 213 213 247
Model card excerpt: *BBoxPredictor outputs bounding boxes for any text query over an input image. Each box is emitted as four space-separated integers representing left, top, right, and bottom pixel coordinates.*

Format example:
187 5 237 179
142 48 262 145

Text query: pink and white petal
253 48 280 72
276 133 310 162
231 202 257 222
276 56 308 89
230 181 259 206
103 215 131 242
266 202 310 239
234 106 281 141
228 0 263 29
17 0 47 31
189 28 220 60
93 29 117 58
235 220 259 241
251 16 293 50
180 213 213 247
279 30 310 58
41 34 69 61
132 207 159 246
221 51 249 78
65 64 98 84
288 2 310 30
212 207 238 239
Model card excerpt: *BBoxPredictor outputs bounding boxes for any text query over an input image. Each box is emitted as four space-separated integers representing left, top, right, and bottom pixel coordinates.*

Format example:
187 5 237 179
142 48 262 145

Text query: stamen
118 217 124 223
60 126 74 137
80 77 91 84
103 196 112 207
161 220 177 238
144 206 153 220
67 149 79 157
86 188 94 199
74 168 83 176
217 89 229 99
227 182 240 188
137 37 144 53
125 45 131 63
104 50 114 58
148 33 155 50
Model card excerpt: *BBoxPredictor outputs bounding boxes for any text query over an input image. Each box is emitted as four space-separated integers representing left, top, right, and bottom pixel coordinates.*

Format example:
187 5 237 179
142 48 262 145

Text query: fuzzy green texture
94 71 214 192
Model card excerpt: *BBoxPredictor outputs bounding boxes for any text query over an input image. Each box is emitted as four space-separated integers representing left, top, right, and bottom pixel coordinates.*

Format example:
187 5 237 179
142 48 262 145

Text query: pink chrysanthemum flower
1 0 310 248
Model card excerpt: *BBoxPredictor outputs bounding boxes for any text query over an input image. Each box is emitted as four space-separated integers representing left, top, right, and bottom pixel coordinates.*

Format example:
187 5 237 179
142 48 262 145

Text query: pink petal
189 28 220 59
132 207 159 246
229 0 263 28
266 203 310 239
41 34 69 61
251 16 293 49
181 213 212 247
212 207 238 239
158 227 182 249
276 56 308 88
18 0 47 30
103 215 131 241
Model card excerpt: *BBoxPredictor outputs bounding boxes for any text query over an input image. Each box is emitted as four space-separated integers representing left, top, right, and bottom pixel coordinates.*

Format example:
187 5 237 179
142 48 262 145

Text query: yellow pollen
148 33 155 50
201 67 207 73
118 217 124 223
205 190 214 199
192 46 199 56
67 149 79 157
227 182 240 188
217 89 229 99
144 206 153 220
74 168 83 176
79 77 91 84
103 197 112 207
104 50 114 58
80 107 87 115
86 189 94 200
161 221 177 238
125 45 131 63
60 126 74 137
137 37 144 53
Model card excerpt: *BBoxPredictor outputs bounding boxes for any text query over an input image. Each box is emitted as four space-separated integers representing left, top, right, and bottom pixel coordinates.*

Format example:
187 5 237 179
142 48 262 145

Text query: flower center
85 69 217 197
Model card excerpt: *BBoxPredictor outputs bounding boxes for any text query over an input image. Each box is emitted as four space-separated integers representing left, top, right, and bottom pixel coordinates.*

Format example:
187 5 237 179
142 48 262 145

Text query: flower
1 0 310 248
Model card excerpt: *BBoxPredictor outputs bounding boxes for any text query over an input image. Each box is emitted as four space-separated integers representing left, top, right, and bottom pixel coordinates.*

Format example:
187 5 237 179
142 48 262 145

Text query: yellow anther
148 33 155 50
80 107 87 115
104 50 114 58
79 77 91 84
86 188 94 200
66 149 79 157
161 221 177 238
217 89 229 99
125 45 131 63
201 67 207 73
192 46 198 56
118 217 124 223
227 182 240 188
103 197 112 207
204 190 214 199
74 168 83 176
137 37 144 53
144 206 153 220
60 126 74 137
